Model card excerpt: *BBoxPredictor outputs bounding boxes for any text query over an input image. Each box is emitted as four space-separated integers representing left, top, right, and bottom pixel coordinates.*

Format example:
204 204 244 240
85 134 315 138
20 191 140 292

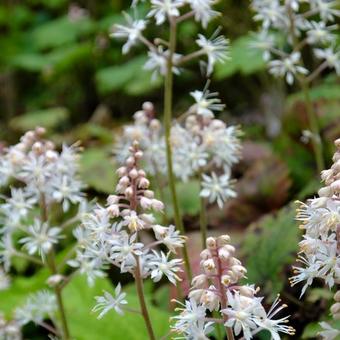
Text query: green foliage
214 34 266 79
0 273 170 340
79 148 116 193
9 107 70 131
95 56 162 96
242 205 299 297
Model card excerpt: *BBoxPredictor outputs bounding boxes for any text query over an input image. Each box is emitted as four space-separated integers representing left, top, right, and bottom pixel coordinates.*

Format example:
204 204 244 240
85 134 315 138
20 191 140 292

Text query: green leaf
242 204 299 297
215 34 266 80
79 148 116 193
95 56 162 95
10 53 51 72
9 107 70 131
30 16 95 50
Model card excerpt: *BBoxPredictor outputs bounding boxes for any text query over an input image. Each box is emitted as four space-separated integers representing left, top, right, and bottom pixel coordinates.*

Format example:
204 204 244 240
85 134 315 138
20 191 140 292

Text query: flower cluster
115 89 241 209
14 290 57 327
74 141 186 318
290 138 340 339
0 128 86 268
111 0 229 77
251 0 340 84
172 235 294 339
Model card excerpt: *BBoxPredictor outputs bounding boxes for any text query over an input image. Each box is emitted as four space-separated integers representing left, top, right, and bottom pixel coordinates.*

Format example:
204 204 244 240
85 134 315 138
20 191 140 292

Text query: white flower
51 175 84 212
122 210 146 232
190 89 225 119
196 33 229 75
0 267 10 290
92 283 127 319
111 12 147 54
318 322 340 340
153 224 186 253
253 1 286 30
172 299 207 332
310 0 340 22
19 220 63 259
0 234 14 272
15 290 56 326
250 31 275 62
221 290 259 340
144 46 181 79
148 0 185 25
187 0 219 28
306 21 336 45
148 251 183 284
268 52 308 85
314 47 340 75
110 233 143 272
200 172 236 209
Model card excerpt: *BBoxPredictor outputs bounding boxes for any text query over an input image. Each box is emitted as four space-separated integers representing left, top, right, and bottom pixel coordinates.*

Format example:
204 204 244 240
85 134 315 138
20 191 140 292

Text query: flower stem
164 17 192 281
40 193 70 340
300 80 324 173
199 193 208 249
134 256 156 340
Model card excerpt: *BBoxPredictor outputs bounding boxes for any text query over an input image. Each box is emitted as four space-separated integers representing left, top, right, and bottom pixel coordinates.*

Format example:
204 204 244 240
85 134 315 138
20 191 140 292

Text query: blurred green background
0 0 340 339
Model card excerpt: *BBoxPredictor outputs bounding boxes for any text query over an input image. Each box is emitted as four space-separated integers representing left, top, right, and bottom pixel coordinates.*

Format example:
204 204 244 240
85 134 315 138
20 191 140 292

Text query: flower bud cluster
76 141 186 318
290 139 340 296
172 235 294 339
114 102 165 177
251 0 340 85
115 89 242 209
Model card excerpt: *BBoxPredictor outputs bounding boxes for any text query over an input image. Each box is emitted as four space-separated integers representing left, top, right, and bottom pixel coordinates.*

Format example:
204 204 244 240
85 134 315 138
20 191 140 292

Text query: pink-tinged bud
32 141 43 153
132 140 139 148
218 246 230 261
151 199 164 211
107 195 119 205
202 258 216 274
191 274 207 288
150 119 160 131
224 245 236 254
142 101 154 112
138 169 146 177
225 270 238 283
135 151 143 159
318 186 332 197
126 156 135 167
321 169 333 183
144 190 154 198
239 286 255 297
117 167 127 177
200 288 220 311
229 257 242 266
330 180 340 191
124 186 133 198
188 289 204 302
140 197 152 209
334 291 340 302
335 138 340 149
107 204 120 217
206 237 216 249
24 131 35 141
200 249 211 260
46 150 58 162
221 275 231 286
140 213 155 224
45 141 55 150
333 160 340 172
119 176 130 187
217 234 230 246
47 274 64 287
231 265 247 279
138 177 150 189
35 126 46 136
310 197 328 208
129 168 138 179
16 143 26 151
331 303 340 315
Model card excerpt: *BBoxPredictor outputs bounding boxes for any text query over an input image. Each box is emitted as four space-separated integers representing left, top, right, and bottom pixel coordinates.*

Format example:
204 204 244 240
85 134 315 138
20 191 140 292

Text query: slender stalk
134 256 156 340
40 193 70 340
163 17 192 280
199 192 208 249
286 4 324 173
300 80 324 173
14 251 43 265
215 251 235 340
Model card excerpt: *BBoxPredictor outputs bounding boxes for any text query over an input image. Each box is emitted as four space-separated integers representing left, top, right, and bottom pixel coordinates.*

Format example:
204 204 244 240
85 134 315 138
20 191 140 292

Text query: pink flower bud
129 168 138 179
206 237 216 249
191 274 207 288
152 199 164 211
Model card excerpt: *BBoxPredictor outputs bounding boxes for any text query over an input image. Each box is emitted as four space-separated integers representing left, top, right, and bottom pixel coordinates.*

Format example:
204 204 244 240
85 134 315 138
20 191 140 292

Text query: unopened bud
206 237 216 249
